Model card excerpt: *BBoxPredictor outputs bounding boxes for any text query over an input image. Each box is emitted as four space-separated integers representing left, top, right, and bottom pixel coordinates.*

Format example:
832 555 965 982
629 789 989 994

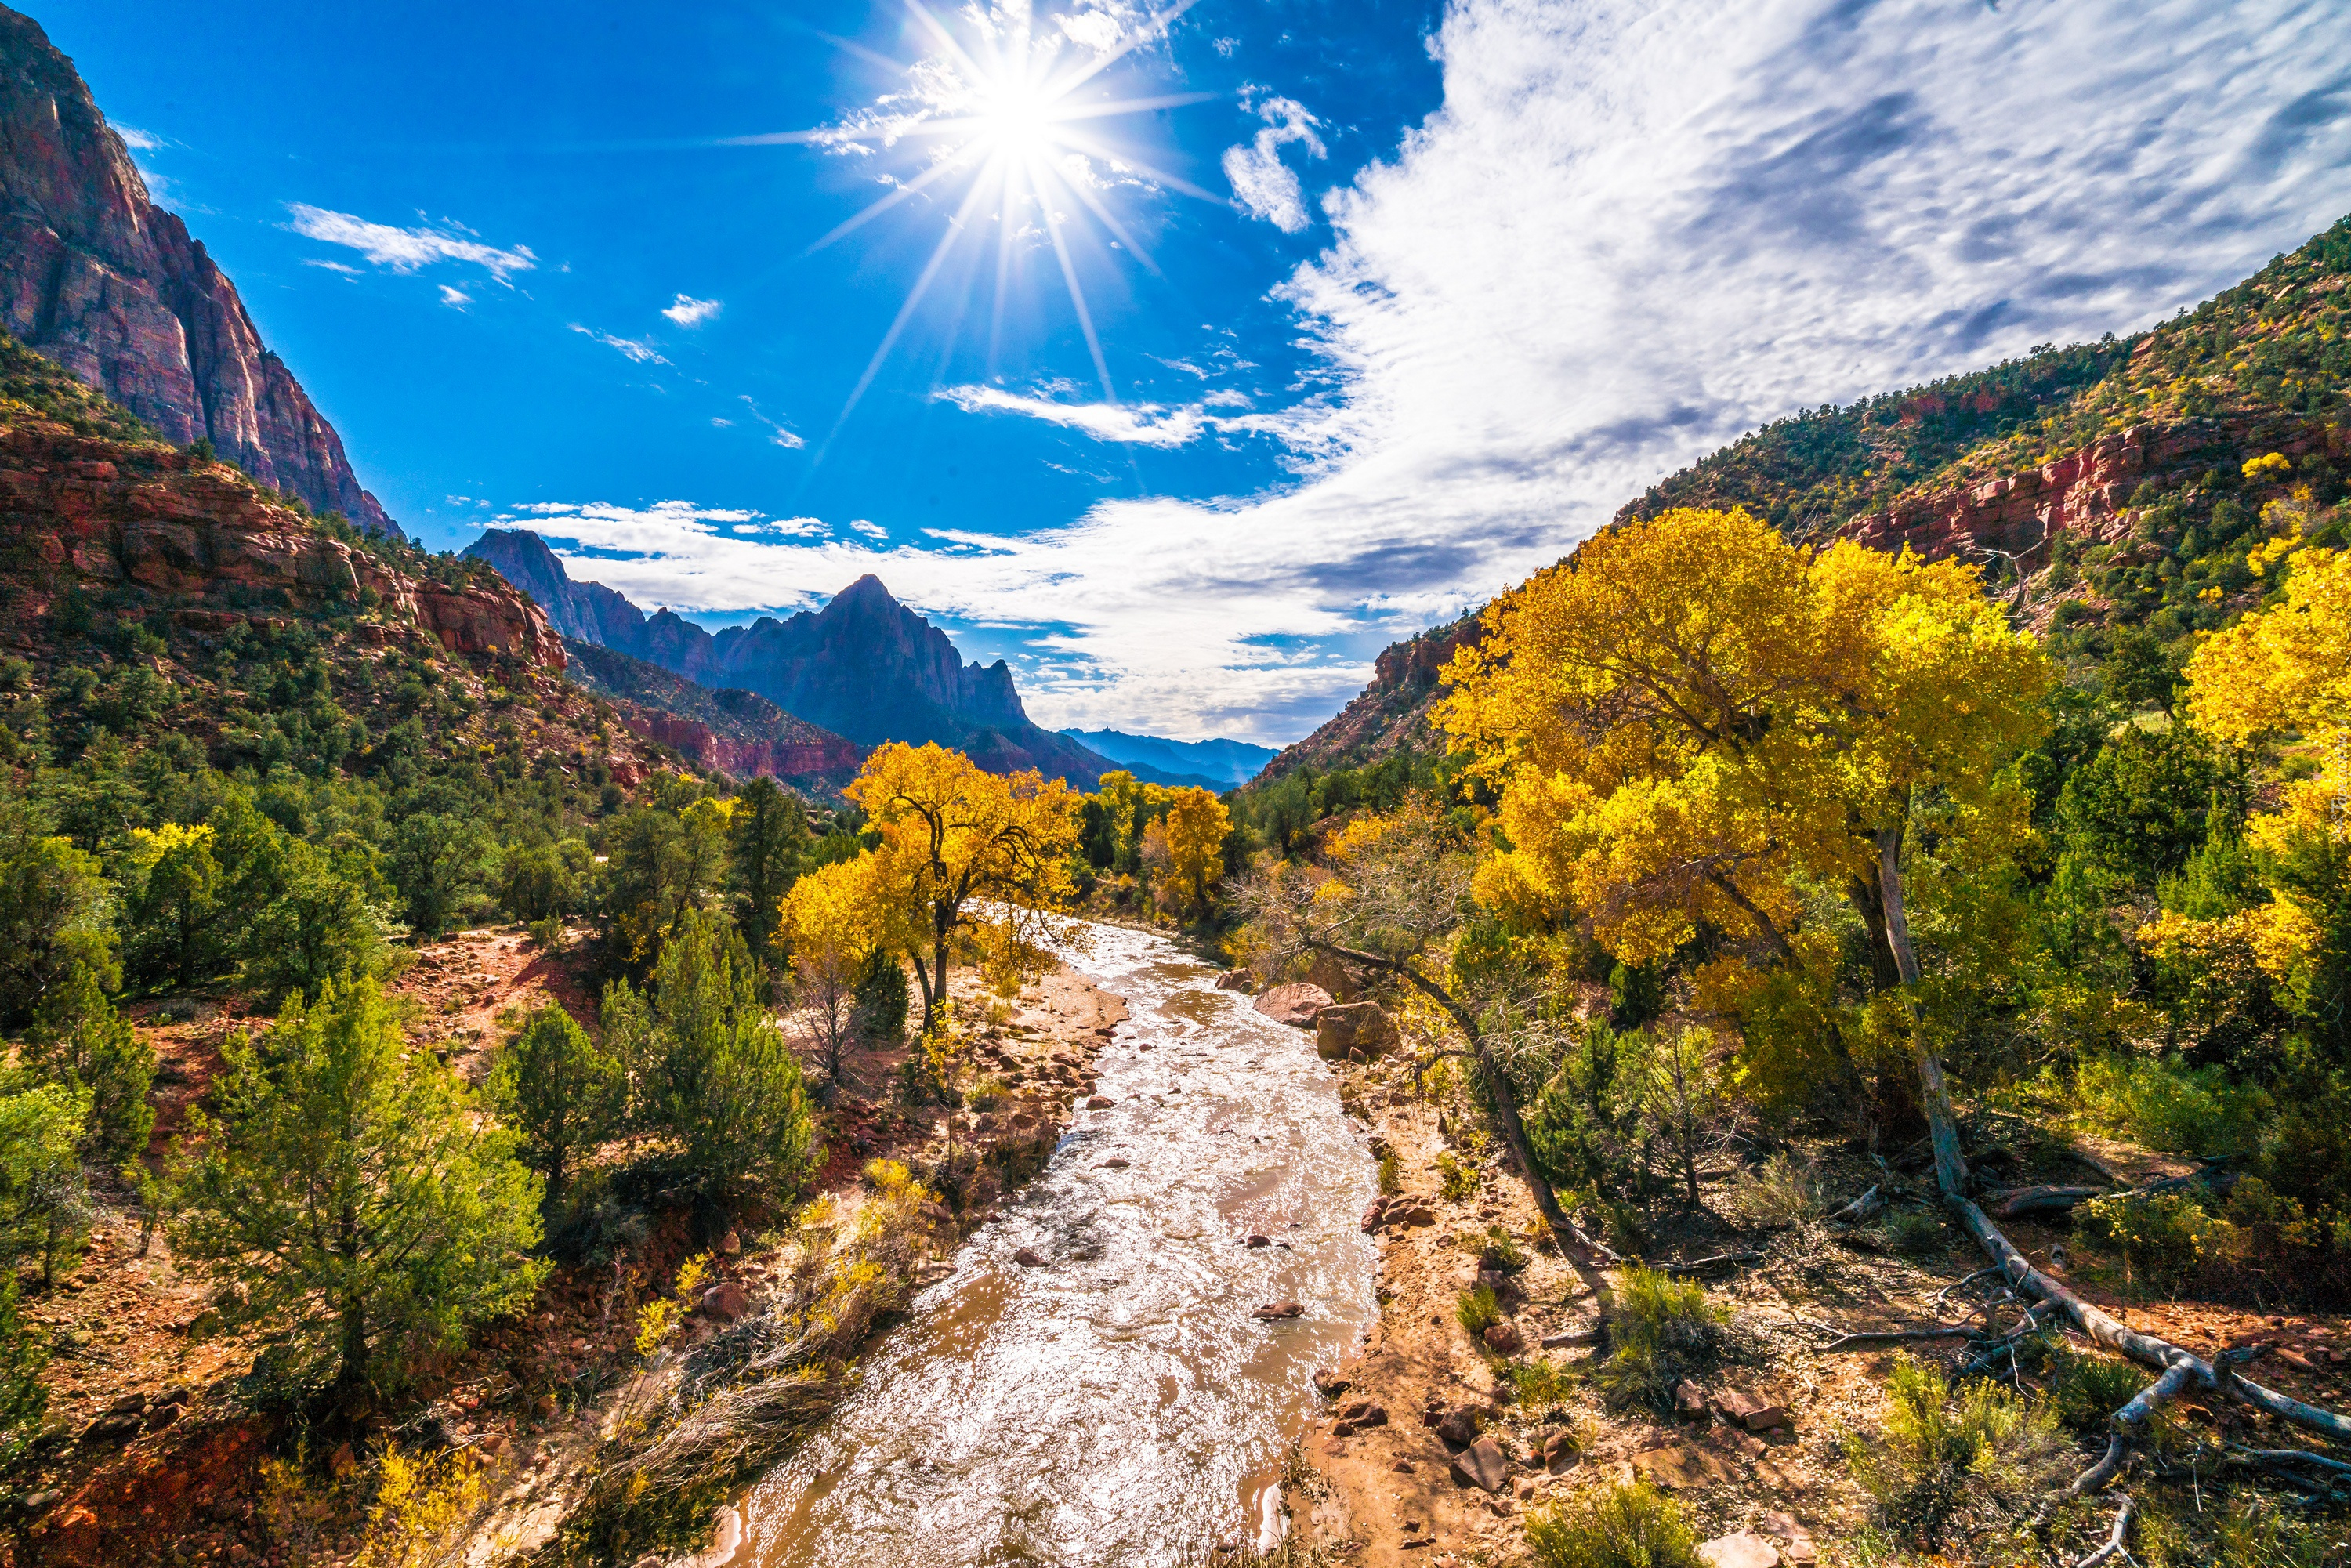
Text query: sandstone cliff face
1840 414 2350 563
0 425 554 668
560 636 861 783
0 6 400 538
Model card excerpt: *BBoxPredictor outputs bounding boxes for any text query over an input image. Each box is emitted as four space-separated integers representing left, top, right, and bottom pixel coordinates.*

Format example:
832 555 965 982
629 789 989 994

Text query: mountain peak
828 574 900 612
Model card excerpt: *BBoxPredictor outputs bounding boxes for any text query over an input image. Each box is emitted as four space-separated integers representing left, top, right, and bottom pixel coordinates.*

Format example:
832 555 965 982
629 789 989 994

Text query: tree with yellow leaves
779 853 918 1099
1439 505 2048 1195
1161 788 1232 918
845 743 1081 1034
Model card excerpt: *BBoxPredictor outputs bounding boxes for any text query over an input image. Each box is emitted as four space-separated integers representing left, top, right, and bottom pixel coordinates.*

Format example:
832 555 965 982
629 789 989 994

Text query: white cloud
1221 96 1326 233
737 396 806 449
663 293 722 326
437 284 471 310
570 324 669 365
507 0 2351 743
286 204 536 279
116 126 164 151
937 386 1207 447
852 520 889 539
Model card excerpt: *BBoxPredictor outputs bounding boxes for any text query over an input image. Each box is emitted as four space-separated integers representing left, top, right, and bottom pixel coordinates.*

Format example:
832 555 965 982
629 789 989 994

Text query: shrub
168 976 548 1396
1376 1152 1401 1196
1436 1151 1479 1201
1507 1356 1578 1409
1884 1209 1946 1255
0 1275 48 1467
1592 1266 1726 1414
2079 1189 2227 1288
1848 1356 2067 1544
1456 1284 1503 1338
2070 1052 2266 1157
490 1004 625 1201
1524 1479 1701 1568
24 961 155 1166
1465 1223 1531 1271
1727 1152 1823 1228
2046 1346 2151 1436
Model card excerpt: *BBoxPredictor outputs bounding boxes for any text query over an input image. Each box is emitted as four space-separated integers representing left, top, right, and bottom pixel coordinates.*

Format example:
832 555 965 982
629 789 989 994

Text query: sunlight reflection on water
740 922 1379 1567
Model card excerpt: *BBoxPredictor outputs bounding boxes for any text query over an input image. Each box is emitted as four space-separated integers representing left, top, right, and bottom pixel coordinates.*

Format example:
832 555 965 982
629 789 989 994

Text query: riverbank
2 938 1128 1568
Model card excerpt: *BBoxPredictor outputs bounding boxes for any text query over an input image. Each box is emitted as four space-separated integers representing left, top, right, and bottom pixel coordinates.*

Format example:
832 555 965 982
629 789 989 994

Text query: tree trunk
1876 822 1969 1197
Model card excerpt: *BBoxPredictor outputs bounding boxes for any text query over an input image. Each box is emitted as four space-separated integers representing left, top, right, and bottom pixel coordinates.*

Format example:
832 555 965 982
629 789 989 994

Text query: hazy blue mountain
1059 729 1278 791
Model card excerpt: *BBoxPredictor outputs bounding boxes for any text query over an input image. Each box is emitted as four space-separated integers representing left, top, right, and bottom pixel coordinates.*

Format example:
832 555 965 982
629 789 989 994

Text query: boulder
1312 1367 1351 1399
1697 1534 1780 1568
1303 951 1359 1003
1337 1400 1388 1427
1451 1436 1510 1493
1360 1197 1390 1232
1435 1405 1489 1448
698 1282 750 1323
1314 1001 1399 1061
1481 1321 1525 1356
1214 969 1253 992
1085 1095 1116 1109
1252 983 1333 1028
1712 1389 1791 1432
1252 1301 1305 1320
1013 1248 1049 1268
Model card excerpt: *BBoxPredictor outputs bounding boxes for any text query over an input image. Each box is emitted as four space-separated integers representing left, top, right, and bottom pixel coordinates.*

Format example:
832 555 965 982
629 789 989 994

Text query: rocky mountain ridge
1058 727 1276 791
561 637 862 784
0 5 400 538
465 528 1115 787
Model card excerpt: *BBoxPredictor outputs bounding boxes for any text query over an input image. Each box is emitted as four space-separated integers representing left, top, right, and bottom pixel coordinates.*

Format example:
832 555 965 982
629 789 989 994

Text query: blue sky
44 0 2351 742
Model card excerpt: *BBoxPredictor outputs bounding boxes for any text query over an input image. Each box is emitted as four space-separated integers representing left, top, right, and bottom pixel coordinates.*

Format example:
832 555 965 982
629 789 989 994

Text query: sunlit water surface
740 922 1379 1567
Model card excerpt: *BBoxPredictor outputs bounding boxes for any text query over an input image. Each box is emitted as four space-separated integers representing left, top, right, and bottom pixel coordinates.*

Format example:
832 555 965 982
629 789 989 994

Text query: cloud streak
569 324 669 365
509 0 2351 743
285 205 537 279
663 293 722 326
1221 96 1327 233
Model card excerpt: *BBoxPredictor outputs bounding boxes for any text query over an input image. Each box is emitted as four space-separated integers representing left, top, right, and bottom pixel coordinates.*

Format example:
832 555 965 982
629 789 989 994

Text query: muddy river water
739 921 1381 1567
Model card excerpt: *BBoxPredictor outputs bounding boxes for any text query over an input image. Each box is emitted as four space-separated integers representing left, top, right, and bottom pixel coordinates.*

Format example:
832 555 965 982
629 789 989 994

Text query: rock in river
1252 983 1332 1028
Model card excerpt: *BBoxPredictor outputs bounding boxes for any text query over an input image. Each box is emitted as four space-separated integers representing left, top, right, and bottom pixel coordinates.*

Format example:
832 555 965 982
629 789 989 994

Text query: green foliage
2079 1189 2228 1289
1591 1266 1727 1414
1523 1479 1701 1568
2044 1344 2150 1436
1607 960 1662 1030
1465 1222 1530 1270
24 961 156 1164
386 809 495 938
1434 1150 1480 1202
604 910 820 1200
730 775 809 964
0 800 118 1028
0 1275 49 1467
1376 1151 1401 1196
1849 1356 2067 1545
1455 1284 1502 1337
168 976 547 1394
1726 1152 1824 1228
241 838 397 1005
488 1004 624 1199
500 840 581 925
2069 1052 2267 1156
125 823 223 987
0 1076 92 1286
2056 725 2217 889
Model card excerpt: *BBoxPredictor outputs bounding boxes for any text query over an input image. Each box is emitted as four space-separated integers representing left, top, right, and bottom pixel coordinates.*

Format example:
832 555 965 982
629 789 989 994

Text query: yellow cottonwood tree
779 853 918 1094
846 743 1081 1033
1161 787 1231 917
1439 506 2048 1193
2188 545 2351 847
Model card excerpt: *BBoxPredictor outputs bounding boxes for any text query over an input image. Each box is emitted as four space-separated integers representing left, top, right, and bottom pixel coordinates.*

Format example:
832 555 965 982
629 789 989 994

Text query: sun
802 2 1216 433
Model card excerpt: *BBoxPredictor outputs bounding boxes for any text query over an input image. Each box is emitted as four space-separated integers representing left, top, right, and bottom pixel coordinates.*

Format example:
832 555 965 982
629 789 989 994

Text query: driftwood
1657 1250 1762 1275
2071 1494 2135 1568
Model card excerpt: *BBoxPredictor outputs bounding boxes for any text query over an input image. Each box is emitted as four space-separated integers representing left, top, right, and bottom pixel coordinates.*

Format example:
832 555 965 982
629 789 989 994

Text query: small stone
23 1490 57 1512
1085 1095 1116 1110
1312 1368 1352 1399
1215 969 1252 992
1252 1301 1305 1320
1391 1459 1415 1474
1100 1157 1131 1168
1482 1321 1525 1356
719 1230 741 1256
1013 1248 1049 1268
1674 1379 1708 1418
1331 1421 1357 1438
1360 1197 1389 1233
1697 1532 1780 1568
1246 1233 1271 1248
1399 1205 1437 1227
1451 1435 1510 1493
1712 1389 1791 1432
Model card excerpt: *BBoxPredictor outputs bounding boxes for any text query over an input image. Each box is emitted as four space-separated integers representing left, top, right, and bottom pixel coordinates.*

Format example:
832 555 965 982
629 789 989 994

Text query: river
737 921 1381 1567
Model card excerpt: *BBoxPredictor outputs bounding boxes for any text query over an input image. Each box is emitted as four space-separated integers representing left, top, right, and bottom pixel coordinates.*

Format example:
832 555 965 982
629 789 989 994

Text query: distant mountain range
0 7 401 538
1059 729 1277 791
465 529 1118 788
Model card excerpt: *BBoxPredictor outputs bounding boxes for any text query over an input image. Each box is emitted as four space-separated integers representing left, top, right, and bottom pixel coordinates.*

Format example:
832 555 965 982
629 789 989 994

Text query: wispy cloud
438 284 471 310
285 204 537 279
937 386 1206 447
569 324 668 365
1222 96 1326 233
662 293 722 326
851 520 889 539
116 126 164 151
737 396 806 449
502 0 2351 743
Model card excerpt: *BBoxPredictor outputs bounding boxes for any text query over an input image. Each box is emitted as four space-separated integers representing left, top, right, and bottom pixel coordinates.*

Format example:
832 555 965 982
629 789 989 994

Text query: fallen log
2072 1494 2135 1568
1988 1184 2105 1219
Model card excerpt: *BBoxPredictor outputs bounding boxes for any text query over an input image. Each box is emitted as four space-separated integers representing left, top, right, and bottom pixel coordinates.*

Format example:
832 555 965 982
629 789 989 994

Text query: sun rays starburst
799 1 1215 440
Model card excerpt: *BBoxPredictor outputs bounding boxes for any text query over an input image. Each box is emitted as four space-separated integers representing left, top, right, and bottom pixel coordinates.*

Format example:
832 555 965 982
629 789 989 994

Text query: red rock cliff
0 6 400 539
0 425 556 668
